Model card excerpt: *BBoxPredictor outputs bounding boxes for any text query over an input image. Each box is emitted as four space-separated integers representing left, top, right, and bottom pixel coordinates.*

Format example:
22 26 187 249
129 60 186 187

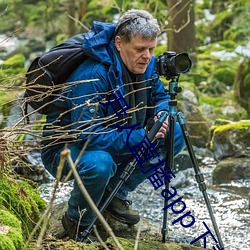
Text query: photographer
41 9 185 241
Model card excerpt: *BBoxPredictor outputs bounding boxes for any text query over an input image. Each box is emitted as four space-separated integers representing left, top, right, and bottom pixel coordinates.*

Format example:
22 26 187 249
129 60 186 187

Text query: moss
0 54 26 86
212 120 250 133
0 209 24 249
213 67 235 86
0 175 47 239
29 239 97 250
0 209 21 229
199 90 248 121
199 95 224 107
7 228 24 249
217 40 237 51
106 237 203 250
1 54 25 69
0 235 16 250
208 10 234 42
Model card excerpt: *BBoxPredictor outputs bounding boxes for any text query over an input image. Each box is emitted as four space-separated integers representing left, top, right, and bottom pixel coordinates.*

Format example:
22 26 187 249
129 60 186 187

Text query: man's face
115 35 157 74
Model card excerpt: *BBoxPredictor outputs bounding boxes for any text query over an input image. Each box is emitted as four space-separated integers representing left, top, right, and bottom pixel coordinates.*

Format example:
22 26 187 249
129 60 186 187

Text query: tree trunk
78 0 88 20
67 0 77 36
167 0 196 62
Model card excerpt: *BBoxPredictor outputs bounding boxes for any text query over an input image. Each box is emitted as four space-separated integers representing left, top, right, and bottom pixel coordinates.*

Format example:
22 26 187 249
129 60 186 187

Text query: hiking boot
105 196 140 225
61 213 97 243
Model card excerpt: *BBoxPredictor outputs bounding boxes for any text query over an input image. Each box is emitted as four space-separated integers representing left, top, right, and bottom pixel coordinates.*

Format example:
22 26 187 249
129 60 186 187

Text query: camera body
156 51 192 79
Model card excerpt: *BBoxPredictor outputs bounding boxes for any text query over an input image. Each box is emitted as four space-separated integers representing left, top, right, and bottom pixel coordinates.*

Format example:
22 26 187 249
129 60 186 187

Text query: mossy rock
0 174 47 239
0 209 24 250
209 120 250 160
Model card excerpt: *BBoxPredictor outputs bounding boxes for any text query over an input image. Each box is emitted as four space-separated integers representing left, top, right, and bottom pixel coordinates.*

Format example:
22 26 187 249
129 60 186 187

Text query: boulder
209 120 250 160
179 100 211 148
175 82 211 148
213 157 250 184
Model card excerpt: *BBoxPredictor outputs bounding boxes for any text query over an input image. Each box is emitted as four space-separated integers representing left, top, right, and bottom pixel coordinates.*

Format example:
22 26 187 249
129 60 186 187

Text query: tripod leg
177 112 224 249
81 160 137 240
162 114 175 243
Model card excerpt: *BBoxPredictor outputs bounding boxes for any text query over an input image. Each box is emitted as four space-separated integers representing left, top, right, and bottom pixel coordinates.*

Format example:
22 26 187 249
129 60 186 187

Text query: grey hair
115 9 160 43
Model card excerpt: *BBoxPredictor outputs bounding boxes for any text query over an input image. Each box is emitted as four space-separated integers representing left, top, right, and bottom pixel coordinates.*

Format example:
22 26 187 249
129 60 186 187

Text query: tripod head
168 76 182 100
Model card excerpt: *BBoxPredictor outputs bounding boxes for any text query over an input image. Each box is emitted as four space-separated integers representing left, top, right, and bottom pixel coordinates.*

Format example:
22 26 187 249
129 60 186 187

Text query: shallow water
38 157 250 250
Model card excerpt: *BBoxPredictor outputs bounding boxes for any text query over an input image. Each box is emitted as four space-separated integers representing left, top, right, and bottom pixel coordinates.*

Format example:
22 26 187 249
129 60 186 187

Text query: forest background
0 0 250 124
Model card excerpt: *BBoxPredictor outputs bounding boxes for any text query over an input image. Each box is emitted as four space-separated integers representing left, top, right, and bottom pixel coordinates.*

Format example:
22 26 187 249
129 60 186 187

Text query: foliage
197 0 250 46
213 67 235 86
234 57 250 115
0 54 26 88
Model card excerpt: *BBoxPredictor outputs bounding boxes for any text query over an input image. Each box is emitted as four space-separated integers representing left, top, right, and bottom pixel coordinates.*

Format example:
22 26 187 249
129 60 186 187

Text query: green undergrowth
0 174 47 249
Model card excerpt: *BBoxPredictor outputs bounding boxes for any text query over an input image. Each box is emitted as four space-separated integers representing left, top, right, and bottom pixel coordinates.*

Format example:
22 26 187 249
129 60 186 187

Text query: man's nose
142 49 151 59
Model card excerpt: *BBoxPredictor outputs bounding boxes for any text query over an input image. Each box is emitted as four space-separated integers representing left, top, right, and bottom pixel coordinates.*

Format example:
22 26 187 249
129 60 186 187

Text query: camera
156 51 192 79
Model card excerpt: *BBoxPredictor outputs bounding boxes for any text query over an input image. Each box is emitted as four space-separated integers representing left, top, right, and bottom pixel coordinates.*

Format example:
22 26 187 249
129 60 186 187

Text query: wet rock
174 146 213 172
213 157 250 184
179 100 211 148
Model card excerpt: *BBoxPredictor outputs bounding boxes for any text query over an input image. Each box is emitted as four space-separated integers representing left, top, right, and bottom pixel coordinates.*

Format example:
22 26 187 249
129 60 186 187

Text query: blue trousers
41 123 185 226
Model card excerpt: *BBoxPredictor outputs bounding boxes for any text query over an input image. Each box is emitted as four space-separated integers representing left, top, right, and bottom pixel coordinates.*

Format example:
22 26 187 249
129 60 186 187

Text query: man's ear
115 36 122 51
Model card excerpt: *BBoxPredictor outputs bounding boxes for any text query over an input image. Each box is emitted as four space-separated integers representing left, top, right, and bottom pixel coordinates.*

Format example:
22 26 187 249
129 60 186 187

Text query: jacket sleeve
65 61 146 155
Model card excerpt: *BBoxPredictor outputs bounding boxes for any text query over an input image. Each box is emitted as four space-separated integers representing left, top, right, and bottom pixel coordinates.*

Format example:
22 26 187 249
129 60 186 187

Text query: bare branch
63 148 124 250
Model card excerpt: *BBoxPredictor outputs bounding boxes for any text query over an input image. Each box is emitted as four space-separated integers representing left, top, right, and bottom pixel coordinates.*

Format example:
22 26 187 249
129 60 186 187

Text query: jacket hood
82 21 116 65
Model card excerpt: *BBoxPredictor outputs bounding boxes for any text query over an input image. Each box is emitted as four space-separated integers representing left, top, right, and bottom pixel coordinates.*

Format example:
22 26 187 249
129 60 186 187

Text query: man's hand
154 112 169 139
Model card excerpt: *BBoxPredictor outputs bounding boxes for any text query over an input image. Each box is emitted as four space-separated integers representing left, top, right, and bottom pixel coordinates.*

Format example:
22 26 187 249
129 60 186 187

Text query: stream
38 155 250 250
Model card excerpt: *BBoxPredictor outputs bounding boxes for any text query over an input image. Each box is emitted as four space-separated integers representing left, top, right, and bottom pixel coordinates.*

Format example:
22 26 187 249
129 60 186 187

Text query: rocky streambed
38 154 250 250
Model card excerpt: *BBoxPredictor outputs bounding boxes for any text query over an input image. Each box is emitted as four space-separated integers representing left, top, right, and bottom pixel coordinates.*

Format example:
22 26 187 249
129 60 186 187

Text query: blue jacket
44 21 170 156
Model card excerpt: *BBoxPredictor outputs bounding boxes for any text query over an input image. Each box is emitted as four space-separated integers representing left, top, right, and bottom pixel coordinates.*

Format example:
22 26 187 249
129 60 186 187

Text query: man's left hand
154 112 169 139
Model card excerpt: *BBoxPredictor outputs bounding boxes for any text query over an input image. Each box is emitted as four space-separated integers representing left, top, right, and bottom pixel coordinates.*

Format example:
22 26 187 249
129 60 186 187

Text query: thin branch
134 220 142 250
68 14 90 32
93 225 110 250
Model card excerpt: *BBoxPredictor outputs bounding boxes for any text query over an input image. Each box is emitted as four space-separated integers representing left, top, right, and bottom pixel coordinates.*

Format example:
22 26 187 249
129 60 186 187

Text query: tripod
162 76 224 249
